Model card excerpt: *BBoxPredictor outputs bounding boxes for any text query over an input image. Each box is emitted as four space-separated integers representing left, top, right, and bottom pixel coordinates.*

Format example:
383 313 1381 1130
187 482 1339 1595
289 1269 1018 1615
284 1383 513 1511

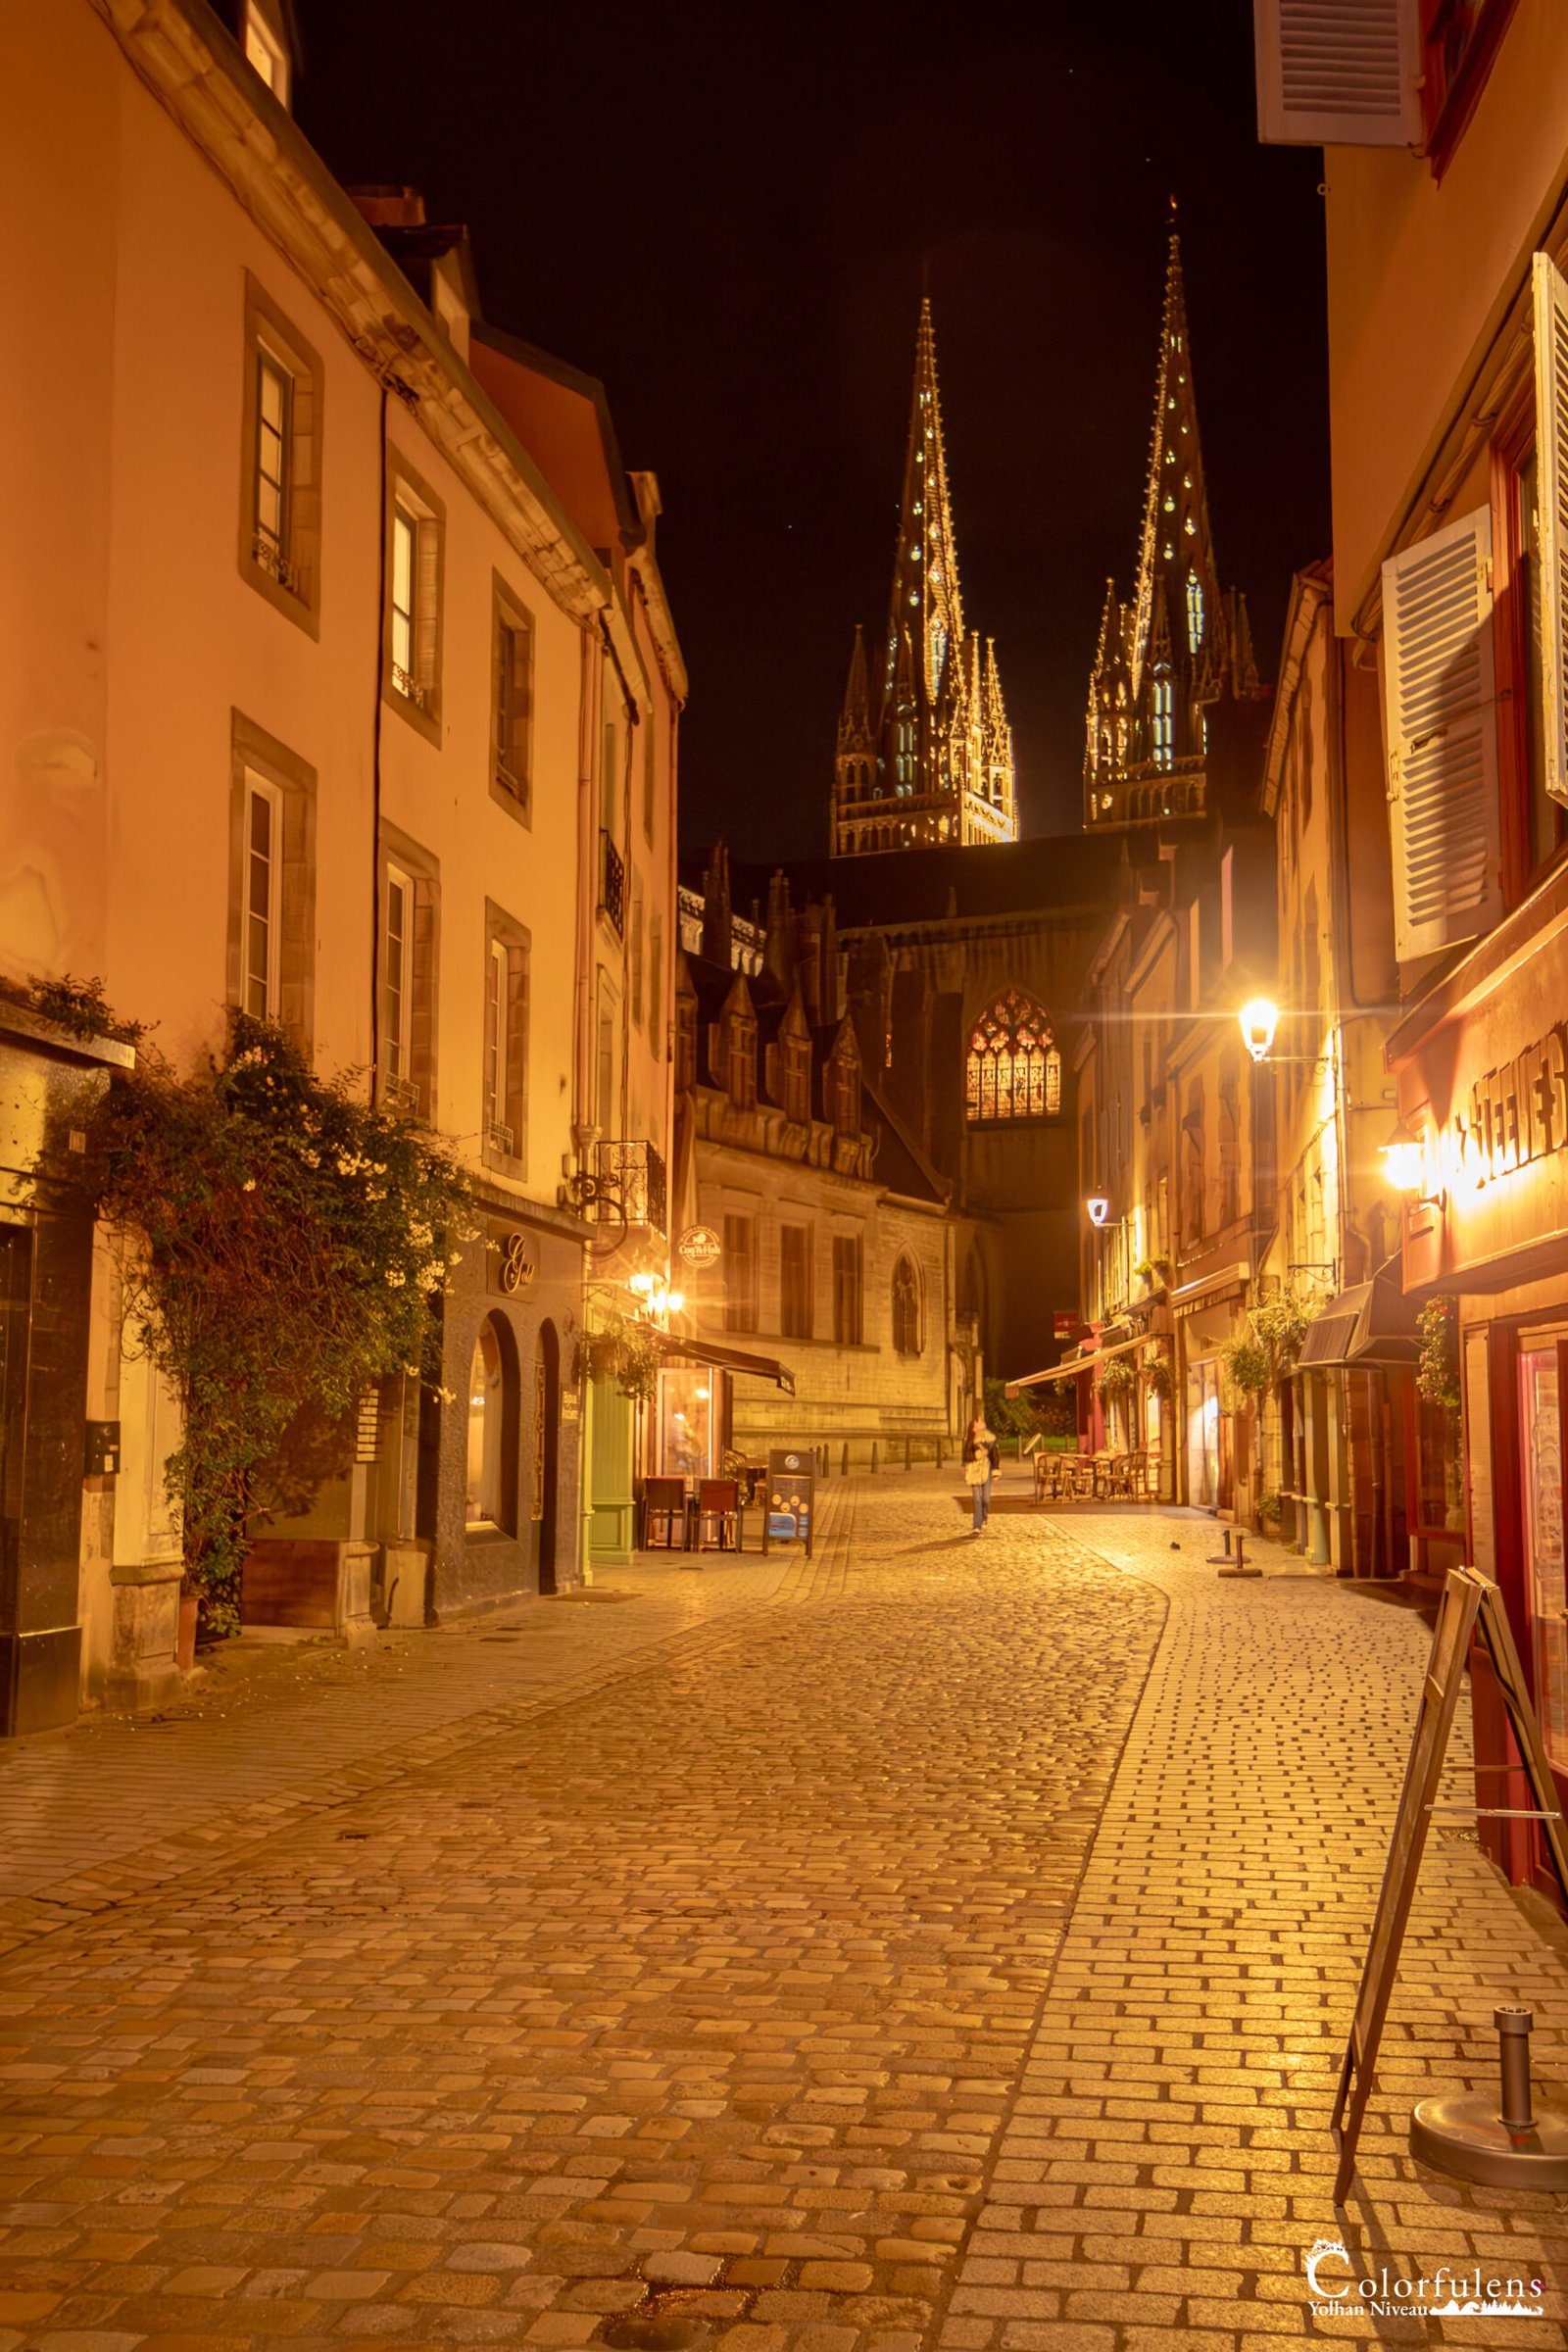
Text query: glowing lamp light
628 1270 656 1298
1086 1195 1111 1228
664 1289 685 1316
1238 998 1279 1063
1381 1119 1426 1196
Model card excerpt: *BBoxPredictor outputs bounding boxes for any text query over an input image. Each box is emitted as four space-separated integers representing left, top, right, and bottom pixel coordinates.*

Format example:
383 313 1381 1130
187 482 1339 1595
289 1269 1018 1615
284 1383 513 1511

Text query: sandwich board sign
1332 1565 1568 2201
761 1447 814 1557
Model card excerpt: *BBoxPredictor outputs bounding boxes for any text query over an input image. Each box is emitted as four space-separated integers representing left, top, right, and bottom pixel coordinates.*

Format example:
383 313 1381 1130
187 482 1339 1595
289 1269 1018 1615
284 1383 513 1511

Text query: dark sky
299 2 1329 858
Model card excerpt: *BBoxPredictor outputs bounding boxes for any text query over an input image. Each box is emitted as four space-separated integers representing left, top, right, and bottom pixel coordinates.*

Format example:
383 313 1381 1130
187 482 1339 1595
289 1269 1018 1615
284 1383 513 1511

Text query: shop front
1173 1271 1248 1515
1389 860 1568 1902
651 1335 795 1479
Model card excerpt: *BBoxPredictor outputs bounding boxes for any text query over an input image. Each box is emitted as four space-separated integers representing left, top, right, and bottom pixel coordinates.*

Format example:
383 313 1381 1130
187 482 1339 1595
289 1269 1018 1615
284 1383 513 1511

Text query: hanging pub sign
761 1447 814 1557
678 1224 721 1269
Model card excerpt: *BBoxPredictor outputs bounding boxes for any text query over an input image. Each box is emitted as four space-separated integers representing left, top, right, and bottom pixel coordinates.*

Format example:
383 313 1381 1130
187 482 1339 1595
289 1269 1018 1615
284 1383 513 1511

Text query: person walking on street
963 1415 1001 1535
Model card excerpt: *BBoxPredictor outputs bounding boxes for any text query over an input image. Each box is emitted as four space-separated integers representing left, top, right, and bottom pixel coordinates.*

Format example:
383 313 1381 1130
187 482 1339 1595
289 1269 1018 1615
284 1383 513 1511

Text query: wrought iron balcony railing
600 829 625 936
592 1138 667 1235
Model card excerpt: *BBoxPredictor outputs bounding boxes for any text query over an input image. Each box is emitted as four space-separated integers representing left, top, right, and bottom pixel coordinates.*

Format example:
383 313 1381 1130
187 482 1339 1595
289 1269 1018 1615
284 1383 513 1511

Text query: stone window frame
377 820 441 1123
489 570 534 827
237 272 323 638
383 447 446 748
892 1252 922 1356
722 1208 759 1335
481 900 530 1180
226 710 317 1053
832 1229 864 1348
778 1220 812 1342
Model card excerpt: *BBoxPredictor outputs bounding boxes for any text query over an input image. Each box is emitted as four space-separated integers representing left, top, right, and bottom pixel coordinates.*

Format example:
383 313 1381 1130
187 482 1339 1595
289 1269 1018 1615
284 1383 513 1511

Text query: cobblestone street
0 1478 1564 2350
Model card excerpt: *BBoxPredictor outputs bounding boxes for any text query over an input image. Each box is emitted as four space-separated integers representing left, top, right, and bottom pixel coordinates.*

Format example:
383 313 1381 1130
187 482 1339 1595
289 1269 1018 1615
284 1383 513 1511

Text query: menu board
1521 1346 1568 1763
763 1448 814 1556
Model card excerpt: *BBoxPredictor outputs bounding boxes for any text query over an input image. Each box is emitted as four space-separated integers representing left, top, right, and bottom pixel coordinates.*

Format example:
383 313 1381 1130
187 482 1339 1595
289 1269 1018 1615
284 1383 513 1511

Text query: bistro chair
642 1476 689 1550
694 1479 740 1551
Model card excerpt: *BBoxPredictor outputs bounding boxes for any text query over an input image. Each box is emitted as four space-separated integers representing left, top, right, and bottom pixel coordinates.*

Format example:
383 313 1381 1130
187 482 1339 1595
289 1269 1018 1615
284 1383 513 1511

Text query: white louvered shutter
1382 508 1503 962
1253 0 1420 146
1533 252 1568 806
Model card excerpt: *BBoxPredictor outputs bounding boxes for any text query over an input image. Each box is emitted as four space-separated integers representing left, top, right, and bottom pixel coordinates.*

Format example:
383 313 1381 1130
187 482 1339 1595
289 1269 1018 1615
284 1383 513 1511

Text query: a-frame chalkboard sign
1332 1565 1568 2203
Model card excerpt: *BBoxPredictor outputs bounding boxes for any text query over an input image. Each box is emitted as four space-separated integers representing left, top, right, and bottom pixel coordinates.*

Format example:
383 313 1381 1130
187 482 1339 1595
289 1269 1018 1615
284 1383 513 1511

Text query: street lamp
1086 1194 1111 1227
1380 1117 1426 1195
1238 998 1279 1063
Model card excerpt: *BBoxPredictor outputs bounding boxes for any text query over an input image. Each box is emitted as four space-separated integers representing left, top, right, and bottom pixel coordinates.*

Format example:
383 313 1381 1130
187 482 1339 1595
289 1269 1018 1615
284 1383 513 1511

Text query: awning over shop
1005 1331 1146 1394
1295 1276 1420 1371
653 1331 796 1394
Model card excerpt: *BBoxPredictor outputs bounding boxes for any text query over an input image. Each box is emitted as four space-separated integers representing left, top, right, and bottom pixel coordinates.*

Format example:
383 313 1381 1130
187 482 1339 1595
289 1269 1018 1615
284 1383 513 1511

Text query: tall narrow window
833 1052 859 1137
965 990 1060 1123
779 1224 812 1340
485 939 509 1152
254 350 290 577
391 506 417 699
832 1235 863 1347
643 724 657 841
674 992 696 1091
243 776 282 1019
723 1214 758 1333
383 863 414 1103
1152 674 1173 769
1186 570 1203 654
630 880 645 1027
649 912 663 1046
597 993 615 1132
240 279 320 629
491 588 533 816
385 462 445 737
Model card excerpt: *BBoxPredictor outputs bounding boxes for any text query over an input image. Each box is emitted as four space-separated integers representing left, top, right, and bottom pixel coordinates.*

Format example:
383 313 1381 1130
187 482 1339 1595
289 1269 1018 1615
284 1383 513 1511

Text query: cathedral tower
833 300 1018 857
1084 232 1261 833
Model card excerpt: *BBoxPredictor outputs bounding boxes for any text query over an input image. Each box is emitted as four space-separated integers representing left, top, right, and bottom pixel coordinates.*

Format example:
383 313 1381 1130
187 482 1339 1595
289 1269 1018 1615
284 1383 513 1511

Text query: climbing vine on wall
88 1010 471 1636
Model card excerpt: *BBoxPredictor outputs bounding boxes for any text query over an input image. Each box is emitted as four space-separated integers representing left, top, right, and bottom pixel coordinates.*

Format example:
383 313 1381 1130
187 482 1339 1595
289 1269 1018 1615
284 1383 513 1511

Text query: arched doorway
536 1319 561 1593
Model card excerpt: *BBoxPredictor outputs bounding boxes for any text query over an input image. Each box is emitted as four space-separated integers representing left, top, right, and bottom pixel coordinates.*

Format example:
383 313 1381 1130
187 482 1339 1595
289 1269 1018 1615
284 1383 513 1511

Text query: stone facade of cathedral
832 302 1017 858
683 239 1270 1460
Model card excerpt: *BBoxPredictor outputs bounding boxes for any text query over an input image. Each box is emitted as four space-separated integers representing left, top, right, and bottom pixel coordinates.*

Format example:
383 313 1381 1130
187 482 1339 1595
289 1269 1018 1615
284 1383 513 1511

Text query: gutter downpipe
574 621 603 1584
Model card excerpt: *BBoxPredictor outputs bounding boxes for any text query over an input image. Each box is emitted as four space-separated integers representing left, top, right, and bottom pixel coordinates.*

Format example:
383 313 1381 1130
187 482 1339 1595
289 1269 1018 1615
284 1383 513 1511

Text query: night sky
300 2 1330 858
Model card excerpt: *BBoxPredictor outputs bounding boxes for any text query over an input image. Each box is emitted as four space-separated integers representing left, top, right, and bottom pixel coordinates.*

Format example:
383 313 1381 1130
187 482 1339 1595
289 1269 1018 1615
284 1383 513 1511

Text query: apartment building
1256 0 1568 1893
0 0 678 1724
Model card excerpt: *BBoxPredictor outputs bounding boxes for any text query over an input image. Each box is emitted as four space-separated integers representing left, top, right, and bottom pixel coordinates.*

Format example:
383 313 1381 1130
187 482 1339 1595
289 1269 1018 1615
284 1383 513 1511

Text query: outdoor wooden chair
694 1479 740 1551
642 1476 689 1550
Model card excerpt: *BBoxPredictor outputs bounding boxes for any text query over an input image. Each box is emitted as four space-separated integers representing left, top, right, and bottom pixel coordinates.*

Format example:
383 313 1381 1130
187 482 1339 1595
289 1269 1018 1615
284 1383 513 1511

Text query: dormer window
242 1 290 107
831 1049 859 1138
726 1008 757 1110
783 1035 810 1124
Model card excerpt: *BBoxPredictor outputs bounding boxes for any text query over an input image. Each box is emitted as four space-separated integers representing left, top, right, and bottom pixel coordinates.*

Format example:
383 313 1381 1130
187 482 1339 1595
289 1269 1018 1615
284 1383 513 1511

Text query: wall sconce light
1086 1195 1111 1227
1380 1117 1426 1195
1238 998 1279 1062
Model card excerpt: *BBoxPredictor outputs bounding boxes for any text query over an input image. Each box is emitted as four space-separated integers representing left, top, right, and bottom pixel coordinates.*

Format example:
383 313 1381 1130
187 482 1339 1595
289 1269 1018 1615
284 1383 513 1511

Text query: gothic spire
880 296 965 727
1130 234 1222 698
838 624 871 746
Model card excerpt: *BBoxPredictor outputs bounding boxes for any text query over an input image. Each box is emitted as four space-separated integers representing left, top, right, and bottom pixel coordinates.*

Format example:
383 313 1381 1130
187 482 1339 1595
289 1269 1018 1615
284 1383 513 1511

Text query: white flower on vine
384 1268 406 1287
241 1178 257 1192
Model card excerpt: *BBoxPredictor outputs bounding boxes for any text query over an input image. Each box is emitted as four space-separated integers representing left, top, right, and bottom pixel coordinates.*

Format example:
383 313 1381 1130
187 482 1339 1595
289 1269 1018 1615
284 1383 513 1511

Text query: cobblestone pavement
0 1479 1562 2351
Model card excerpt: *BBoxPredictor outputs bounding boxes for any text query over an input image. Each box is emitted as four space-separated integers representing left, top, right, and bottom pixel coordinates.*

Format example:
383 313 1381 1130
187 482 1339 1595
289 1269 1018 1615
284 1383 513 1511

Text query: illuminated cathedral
831 300 1017 857
1084 232 1259 831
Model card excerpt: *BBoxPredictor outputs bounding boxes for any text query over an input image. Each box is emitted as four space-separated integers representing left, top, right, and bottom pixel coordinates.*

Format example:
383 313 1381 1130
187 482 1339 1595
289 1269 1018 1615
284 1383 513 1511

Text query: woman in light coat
962 1416 1001 1535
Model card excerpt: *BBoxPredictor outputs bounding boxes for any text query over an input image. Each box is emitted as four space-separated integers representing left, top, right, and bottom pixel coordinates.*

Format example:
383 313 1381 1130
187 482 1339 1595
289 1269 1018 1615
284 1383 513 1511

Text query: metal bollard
1498 2007 1537 2132
841 1441 849 1477
905 1438 911 1472
871 1441 878 1474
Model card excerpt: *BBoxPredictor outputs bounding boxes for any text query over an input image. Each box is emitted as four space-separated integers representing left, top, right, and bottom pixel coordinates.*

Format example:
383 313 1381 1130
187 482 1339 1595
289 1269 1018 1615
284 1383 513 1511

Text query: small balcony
594 1138 666 1235
600 830 625 937
377 1066 421 1118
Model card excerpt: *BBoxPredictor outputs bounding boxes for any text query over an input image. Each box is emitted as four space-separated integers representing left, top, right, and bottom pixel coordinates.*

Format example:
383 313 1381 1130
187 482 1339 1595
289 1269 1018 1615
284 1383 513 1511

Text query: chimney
763 868 794 993
701 844 732 967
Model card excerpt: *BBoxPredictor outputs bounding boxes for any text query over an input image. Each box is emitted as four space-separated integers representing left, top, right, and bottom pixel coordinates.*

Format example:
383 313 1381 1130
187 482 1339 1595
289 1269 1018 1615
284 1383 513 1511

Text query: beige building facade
0 0 680 1724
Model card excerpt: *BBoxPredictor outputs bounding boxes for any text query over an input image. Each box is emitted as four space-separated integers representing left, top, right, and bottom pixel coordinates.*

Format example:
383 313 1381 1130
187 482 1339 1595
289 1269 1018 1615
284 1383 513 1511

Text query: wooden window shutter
1533 252 1568 806
415 516 441 700
1253 0 1419 147
1381 506 1503 961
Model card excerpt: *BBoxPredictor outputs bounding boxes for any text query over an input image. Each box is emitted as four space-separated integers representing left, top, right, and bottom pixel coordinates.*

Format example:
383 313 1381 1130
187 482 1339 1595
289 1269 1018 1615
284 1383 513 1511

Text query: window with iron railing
594 1139 667 1235
600 830 625 936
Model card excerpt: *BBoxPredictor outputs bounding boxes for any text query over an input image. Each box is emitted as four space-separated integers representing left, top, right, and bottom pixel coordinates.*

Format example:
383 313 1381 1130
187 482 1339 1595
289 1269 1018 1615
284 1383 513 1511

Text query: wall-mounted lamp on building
1380 1118 1426 1195
1086 1195 1111 1227
1238 998 1279 1063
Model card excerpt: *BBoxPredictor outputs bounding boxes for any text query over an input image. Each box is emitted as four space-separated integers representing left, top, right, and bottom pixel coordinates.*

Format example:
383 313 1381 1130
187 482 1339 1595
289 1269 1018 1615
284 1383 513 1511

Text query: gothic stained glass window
965 990 1061 1125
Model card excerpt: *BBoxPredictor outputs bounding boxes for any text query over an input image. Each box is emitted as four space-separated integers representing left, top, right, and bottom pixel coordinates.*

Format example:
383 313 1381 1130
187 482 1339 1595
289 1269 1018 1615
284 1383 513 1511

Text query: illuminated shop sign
1423 1024 1568 1196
